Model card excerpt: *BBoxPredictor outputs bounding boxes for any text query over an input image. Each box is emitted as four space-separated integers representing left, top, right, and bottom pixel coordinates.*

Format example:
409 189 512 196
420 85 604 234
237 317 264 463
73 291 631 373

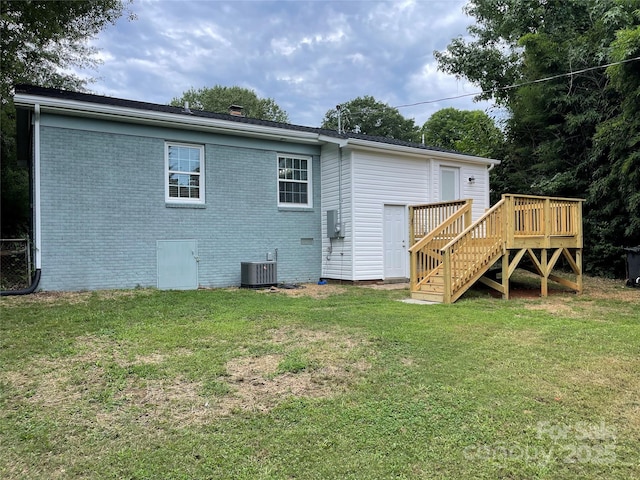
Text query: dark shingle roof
14 84 469 156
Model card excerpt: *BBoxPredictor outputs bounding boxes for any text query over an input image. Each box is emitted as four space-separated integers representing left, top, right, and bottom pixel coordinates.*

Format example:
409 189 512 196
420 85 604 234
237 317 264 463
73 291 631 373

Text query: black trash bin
624 246 640 288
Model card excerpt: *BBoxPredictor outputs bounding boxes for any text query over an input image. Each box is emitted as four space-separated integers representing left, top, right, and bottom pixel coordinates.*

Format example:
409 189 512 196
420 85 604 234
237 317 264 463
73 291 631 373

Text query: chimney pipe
229 105 244 116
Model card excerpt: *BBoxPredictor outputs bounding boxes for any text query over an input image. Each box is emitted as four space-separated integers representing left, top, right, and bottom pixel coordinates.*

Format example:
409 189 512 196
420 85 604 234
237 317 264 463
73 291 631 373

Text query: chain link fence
0 239 32 291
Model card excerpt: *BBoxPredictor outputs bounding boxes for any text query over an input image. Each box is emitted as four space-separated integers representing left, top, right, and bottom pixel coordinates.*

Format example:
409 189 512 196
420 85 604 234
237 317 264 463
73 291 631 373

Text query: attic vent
229 104 244 116
241 261 277 287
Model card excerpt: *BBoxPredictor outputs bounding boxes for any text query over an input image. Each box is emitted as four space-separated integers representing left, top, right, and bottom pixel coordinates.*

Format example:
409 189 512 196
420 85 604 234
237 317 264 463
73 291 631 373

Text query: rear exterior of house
14 85 499 292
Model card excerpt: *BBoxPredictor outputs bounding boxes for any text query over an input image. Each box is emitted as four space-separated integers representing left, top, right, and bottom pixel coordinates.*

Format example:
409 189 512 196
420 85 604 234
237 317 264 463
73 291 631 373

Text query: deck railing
409 199 471 246
504 194 583 248
409 200 473 292
410 194 583 303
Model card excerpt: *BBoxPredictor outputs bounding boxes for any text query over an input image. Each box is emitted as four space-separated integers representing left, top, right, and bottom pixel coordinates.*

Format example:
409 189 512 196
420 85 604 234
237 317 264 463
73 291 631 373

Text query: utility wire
393 56 640 109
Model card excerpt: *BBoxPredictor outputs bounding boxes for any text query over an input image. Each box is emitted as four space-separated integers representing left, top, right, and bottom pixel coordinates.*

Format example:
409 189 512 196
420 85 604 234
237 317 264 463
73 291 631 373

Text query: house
13 85 500 292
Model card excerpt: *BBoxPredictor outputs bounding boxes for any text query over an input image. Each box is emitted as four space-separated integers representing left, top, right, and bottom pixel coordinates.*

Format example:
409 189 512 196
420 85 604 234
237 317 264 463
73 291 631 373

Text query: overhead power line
393 56 640 109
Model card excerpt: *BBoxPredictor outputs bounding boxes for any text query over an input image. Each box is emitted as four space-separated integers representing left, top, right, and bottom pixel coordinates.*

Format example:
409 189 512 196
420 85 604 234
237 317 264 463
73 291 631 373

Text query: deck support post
501 250 510 299
541 249 548 297
575 249 583 294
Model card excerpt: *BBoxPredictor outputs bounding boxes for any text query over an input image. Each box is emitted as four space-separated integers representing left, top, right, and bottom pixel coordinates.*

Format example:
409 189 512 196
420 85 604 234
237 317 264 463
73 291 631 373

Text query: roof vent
229 104 244 116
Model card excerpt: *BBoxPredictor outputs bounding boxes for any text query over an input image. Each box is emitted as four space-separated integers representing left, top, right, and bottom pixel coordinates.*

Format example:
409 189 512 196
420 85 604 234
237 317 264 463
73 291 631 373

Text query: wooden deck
409 194 583 303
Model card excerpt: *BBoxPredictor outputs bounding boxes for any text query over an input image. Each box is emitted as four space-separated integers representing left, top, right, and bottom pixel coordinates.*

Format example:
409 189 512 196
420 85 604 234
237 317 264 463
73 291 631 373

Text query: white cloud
75 0 491 126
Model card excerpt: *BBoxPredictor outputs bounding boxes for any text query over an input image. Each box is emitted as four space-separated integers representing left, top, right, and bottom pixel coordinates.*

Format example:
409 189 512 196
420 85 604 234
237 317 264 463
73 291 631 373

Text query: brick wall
38 121 321 291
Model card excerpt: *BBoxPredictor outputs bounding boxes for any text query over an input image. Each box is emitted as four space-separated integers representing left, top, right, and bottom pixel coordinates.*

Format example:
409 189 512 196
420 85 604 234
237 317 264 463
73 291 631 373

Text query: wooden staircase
409 195 583 303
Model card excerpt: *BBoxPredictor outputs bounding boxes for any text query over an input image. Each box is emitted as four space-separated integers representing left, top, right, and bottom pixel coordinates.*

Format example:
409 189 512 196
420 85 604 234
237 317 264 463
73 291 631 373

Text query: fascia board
13 93 322 145
344 138 501 166
317 134 348 147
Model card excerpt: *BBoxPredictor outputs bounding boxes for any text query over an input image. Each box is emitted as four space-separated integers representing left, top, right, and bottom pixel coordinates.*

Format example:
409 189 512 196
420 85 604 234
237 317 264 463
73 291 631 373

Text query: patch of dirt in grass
212 326 373 416
72 335 192 366
524 301 580 317
253 283 348 298
0 288 155 307
581 276 639 302
0 336 198 429
507 275 638 318
0 326 374 428
97 377 209 427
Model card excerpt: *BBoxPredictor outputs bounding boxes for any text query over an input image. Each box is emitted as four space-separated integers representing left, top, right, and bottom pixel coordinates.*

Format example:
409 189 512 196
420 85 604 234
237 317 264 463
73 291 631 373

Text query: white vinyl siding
320 145 494 283
320 144 353 280
351 152 430 280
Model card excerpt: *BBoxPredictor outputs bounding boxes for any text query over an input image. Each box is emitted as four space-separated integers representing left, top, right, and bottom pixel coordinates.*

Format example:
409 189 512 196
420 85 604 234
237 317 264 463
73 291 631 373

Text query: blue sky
79 0 494 127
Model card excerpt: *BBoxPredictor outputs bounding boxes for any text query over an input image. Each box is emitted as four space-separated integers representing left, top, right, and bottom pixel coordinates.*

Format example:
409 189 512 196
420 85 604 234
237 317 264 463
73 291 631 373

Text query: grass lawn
1 274 638 479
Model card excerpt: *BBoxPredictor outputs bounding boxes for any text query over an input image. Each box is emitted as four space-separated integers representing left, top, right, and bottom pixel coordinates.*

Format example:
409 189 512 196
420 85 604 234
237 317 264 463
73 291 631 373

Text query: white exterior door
440 166 460 201
383 205 407 279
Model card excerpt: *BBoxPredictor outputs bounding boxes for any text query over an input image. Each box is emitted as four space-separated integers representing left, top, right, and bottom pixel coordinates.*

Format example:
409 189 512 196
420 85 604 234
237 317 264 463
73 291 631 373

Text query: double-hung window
165 142 205 204
278 154 312 207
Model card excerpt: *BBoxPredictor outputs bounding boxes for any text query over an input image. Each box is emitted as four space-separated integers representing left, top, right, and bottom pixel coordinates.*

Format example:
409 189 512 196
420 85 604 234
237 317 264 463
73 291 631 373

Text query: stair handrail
439 199 506 302
408 202 472 254
409 201 472 292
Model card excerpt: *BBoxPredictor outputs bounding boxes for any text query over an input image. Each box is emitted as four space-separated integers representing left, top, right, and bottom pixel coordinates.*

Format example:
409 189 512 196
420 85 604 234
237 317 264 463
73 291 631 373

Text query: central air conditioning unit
241 261 277 287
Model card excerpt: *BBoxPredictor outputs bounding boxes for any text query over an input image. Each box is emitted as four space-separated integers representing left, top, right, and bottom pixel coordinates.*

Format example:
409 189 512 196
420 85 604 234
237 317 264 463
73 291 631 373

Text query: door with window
440 166 460 201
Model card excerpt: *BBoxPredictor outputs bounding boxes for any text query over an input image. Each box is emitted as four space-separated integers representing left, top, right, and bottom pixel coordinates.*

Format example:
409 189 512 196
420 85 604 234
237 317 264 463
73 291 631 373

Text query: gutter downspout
2 104 42 295
338 146 343 233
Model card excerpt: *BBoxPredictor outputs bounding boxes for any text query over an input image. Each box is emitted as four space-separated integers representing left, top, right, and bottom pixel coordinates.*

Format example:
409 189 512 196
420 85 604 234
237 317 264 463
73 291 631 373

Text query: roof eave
13 93 323 145
342 137 501 165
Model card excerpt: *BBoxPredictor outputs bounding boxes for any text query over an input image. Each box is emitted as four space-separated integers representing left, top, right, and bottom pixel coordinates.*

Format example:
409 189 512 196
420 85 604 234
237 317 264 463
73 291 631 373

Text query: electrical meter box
327 209 341 238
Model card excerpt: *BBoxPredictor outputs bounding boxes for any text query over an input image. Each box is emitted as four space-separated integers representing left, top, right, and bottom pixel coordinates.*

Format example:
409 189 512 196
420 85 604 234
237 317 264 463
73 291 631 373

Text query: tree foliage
321 96 420 142
1 0 130 237
170 86 289 123
421 107 504 158
436 0 640 277
0 0 131 101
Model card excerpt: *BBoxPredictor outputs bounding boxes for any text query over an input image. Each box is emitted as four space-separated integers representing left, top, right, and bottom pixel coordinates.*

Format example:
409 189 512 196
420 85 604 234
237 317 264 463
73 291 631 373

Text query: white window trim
277 153 313 208
165 142 205 204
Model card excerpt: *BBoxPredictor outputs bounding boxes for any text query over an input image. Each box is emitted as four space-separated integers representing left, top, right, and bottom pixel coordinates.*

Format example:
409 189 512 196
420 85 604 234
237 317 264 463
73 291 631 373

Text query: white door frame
383 204 408 279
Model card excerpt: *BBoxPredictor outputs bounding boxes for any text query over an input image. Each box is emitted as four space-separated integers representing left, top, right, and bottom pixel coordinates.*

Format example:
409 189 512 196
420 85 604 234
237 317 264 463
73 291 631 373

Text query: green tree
1 0 131 237
1 0 131 100
435 0 640 277
170 86 289 123
421 107 504 158
588 17 640 275
321 96 420 142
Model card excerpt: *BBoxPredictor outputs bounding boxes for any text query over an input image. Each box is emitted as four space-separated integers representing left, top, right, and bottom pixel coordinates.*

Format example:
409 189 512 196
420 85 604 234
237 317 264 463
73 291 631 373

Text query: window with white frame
165 142 204 203
278 154 312 207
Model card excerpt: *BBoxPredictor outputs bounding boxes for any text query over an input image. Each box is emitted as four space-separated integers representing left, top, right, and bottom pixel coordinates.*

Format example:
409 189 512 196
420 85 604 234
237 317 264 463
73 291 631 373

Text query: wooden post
443 249 452 304
464 201 473 229
576 249 583 294
409 206 415 247
541 249 548 297
544 197 551 249
410 249 416 292
502 250 510 300
504 195 513 249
